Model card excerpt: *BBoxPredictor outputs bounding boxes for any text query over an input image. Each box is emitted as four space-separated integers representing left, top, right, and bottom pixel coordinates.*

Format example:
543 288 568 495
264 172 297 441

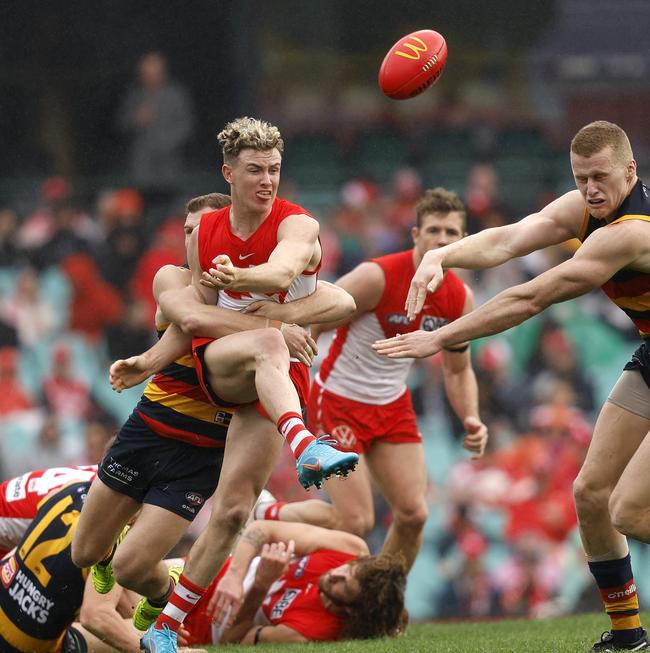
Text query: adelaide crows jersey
0 481 90 653
578 180 650 339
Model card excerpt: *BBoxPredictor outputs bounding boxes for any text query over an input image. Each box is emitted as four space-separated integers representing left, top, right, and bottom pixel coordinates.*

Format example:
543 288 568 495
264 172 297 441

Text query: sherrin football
378 29 448 100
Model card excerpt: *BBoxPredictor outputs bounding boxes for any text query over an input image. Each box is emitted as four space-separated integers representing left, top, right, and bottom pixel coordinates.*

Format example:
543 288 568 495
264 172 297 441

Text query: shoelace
313 436 340 448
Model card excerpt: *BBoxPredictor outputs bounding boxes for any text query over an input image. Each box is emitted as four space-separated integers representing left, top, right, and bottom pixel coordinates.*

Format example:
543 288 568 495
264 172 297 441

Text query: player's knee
210 501 251 538
609 494 639 538
255 329 289 361
394 501 428 533
70 536 101 569
573 475 609 519
338 510 374 537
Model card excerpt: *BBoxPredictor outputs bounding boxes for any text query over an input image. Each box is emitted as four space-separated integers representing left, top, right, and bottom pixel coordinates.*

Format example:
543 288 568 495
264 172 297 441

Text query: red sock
277 411 316 458
155 573 206 633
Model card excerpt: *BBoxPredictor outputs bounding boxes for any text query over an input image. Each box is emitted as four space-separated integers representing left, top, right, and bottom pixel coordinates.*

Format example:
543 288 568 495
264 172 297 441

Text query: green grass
203 613 641 652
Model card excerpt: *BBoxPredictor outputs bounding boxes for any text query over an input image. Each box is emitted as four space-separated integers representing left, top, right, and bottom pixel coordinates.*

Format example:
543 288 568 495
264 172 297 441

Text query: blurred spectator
93 188 146 293
106 298 154 361
129 216 186 322
81 417 117 465
59 253 124 343
32 199 89 269
0 209 20 267
117 51 195 188
437 550 499 619
0 267 57 347
12 416 76 473
0 346 34 416
525 326 596 414
387 167 423 230
464 162 500 232
492 534 561 618
40 341 92 421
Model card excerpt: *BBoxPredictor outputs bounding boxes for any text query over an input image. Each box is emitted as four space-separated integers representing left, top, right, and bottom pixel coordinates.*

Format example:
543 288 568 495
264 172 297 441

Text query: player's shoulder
372 249 412 267
275 196 313 219
153 264 190 290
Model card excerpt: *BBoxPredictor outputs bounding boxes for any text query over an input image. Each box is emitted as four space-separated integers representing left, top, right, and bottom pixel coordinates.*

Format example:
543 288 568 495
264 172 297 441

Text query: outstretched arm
376 220 646 358
242 280 356 325
441 286 488 458
250 261 382 340
406 190 586 319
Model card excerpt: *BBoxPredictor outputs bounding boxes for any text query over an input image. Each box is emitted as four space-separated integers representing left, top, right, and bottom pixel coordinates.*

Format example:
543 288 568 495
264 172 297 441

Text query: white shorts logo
331 424 357 450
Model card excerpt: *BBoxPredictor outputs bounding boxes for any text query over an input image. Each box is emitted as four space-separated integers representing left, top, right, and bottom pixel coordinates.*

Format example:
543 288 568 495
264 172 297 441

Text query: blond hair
415 187 466 230
217 117 284 163
571 121 633 164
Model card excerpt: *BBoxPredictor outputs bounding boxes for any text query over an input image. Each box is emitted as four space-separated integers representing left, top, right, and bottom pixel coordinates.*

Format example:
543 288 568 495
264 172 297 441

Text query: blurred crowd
0 124 643 622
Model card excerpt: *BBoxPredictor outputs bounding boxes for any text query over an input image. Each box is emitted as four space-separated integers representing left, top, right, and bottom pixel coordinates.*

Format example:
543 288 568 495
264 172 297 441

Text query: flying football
378 29 448 100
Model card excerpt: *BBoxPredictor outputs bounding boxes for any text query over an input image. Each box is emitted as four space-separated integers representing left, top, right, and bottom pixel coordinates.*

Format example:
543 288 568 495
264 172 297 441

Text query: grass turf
202 612 640 652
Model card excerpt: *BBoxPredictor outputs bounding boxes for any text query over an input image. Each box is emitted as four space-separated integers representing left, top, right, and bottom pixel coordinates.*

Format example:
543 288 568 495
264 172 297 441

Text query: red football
378 29 448 100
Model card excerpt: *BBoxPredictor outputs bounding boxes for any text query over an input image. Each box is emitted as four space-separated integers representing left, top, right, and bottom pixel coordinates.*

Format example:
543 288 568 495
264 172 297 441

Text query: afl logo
185 492 204 507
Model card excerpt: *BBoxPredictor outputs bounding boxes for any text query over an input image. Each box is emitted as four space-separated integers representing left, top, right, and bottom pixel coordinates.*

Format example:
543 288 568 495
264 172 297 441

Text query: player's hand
462 416 488 459
405 252 445 321
372 330 441 359
201 254 237 289
176 626 194 647
243 299 285 320
256 540 295 586
281 324 318 366
208 570 244 629
109 356 152 392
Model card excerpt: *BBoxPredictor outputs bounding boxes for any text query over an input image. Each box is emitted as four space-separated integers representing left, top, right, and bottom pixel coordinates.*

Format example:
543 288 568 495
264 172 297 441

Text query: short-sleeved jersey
136 319 233 448
317 250 466 404
197 198 320 313
0 466 97 558
185 549 355 644
578 179 650 339
0 481 90 653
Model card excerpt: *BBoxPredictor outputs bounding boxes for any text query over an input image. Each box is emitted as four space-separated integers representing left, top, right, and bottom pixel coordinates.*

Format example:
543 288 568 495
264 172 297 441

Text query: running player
140 117 358 652
74 190 355 639
0 465 97 559
375 121 650 652
250 187 487 571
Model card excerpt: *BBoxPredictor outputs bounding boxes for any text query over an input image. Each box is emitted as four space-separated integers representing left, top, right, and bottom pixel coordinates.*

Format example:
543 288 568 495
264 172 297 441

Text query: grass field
202 612 637 652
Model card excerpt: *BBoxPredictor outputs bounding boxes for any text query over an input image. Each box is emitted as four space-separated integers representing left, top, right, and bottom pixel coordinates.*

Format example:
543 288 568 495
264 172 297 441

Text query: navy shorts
98 411 223 521
624 341 650 390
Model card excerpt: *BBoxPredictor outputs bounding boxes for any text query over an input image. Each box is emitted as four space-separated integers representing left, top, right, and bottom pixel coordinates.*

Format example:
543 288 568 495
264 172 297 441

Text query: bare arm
242 280 356 325
406 190 587 319
109 265 195 391
79 577 141 653
203 214 320 293
279 261 380 341
376 220 647 359
441 286 488 458
239 624 307 645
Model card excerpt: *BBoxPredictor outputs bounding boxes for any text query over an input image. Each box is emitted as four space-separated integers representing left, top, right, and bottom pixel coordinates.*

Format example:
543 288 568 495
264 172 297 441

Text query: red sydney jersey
317 249 467 404
185 549 355 644
197 197 319 311
0 466 97 556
